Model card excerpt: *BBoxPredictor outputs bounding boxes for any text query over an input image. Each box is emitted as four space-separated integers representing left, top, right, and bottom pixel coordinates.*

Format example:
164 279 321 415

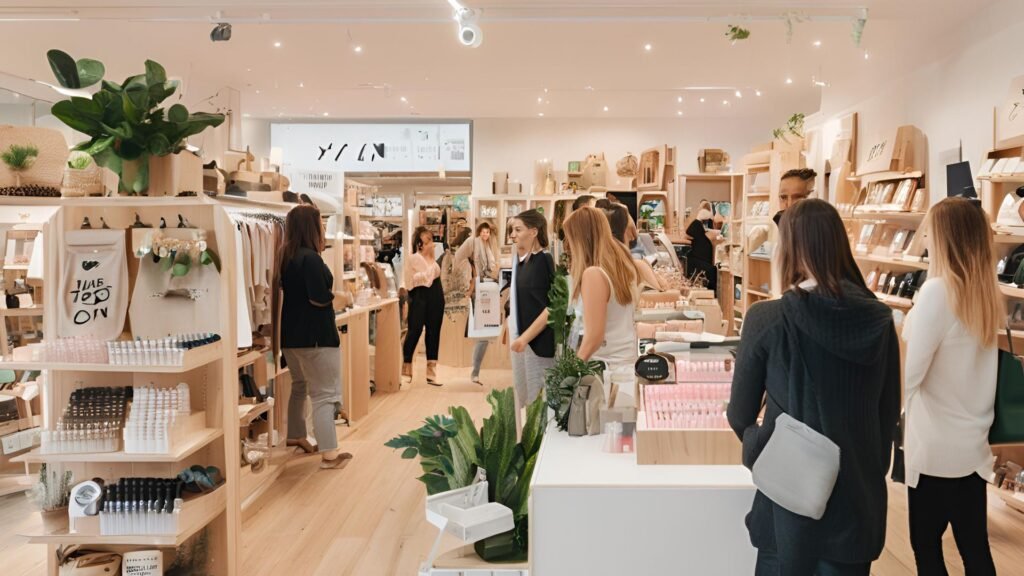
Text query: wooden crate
635 416 742 465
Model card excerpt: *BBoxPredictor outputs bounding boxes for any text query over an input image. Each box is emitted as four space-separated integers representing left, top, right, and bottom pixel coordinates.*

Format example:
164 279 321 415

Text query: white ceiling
0 1 993 122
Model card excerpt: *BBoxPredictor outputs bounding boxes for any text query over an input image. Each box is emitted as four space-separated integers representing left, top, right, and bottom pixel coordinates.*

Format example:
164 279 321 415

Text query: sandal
287 438 318 454
320 452 354 470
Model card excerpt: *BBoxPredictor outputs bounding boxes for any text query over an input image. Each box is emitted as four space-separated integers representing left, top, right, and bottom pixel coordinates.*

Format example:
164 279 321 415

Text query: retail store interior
1 1 1024 575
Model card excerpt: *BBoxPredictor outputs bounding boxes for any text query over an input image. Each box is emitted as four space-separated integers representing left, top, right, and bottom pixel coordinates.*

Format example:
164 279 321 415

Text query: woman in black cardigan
728 199 901 576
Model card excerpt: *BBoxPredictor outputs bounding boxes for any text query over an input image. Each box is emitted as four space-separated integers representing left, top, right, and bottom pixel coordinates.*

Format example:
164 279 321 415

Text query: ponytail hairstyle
514 208 549 249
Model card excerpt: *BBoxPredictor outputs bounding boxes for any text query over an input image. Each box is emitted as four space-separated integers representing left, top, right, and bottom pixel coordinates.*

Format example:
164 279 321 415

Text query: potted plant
544 267 603 430
62 150 103 197
772 113 806 144
31 463 73 534
1 144 39 188
386 388 547 562
46 49 225 195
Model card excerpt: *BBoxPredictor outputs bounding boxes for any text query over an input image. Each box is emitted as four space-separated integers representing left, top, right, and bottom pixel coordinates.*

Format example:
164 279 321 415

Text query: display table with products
529 427 757 576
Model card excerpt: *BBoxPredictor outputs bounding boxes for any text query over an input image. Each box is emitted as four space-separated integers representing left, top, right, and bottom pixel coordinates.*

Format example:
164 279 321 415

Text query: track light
210 22 232 42
448 0 482 47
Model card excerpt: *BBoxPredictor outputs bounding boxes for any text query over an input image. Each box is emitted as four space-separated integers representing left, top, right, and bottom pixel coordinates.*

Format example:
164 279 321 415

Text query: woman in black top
728 200 900 575
279 205 352 470
508 209 555 411
685 200 721 292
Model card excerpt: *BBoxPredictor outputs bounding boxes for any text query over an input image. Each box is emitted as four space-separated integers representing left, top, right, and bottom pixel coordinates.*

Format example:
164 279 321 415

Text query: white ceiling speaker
449 0 482 47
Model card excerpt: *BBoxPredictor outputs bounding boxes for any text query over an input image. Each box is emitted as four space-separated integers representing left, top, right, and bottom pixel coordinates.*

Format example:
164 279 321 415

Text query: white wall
818 0 1024 203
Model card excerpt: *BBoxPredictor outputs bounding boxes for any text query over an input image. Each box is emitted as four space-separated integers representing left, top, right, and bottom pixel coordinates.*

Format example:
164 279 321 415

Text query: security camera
454 7 482 48
210 23 232 42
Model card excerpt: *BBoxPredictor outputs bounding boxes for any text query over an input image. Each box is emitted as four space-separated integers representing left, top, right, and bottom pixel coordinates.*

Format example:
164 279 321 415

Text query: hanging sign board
270 121 472 174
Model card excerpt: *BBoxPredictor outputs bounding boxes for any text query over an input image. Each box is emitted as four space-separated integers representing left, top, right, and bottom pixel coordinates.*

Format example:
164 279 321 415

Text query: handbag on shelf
991 326 1024 445
751 317 841 520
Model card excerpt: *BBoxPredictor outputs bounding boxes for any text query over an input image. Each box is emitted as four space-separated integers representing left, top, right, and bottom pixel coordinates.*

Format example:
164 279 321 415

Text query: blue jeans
755 550 870 576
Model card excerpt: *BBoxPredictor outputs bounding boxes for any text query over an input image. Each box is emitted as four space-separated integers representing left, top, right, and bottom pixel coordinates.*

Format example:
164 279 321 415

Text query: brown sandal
287 438 318 454
320 452 354 470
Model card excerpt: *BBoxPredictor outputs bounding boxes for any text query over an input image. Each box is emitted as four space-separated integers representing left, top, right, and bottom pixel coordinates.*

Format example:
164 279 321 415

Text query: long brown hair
926 198 1003 348
563 206 636 305
514 209 549 249
779 199 867 299
279 204 325 271
412 226 432 254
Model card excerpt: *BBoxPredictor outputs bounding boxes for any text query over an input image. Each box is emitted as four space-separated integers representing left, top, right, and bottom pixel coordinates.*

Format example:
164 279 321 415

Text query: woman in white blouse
402 226 445 386
902 198 1001 575
454 222 498 385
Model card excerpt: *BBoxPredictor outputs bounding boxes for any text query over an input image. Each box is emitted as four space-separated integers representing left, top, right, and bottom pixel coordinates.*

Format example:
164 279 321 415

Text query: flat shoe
320 453 354 470
426 379 443 387
287 438 318 454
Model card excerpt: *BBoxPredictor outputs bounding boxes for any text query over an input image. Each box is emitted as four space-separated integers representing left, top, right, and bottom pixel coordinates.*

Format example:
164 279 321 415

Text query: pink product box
641 383 731 430
675 359 734 383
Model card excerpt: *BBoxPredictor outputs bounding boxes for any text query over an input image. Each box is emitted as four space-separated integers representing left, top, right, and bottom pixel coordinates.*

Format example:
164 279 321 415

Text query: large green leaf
147 133 171 156
80 136 115 157
76 58 105 88
69 96 103 120
144 60 167 86
50 100 101 133
46 49 80 88
481 388 517 506
168 103 189 123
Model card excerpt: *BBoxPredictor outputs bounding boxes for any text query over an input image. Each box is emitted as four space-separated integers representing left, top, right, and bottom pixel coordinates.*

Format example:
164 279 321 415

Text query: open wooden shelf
980 175 1024 184
848 210 926 222
0 342 222 373
854 253 929 271
14 428 223 464
0 306 43 317
1000 283 1024 299
746 289 771 299
26 484 226 546
853 170 925 182
0 473 34 497
239 402 270 426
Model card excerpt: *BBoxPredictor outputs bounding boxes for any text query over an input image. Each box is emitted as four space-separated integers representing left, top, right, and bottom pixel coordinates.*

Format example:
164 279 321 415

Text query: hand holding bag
991 326 1024 445
751 317 841 520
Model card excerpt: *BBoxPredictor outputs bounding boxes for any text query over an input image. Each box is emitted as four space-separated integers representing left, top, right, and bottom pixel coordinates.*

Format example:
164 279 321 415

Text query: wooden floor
2 361 1023 575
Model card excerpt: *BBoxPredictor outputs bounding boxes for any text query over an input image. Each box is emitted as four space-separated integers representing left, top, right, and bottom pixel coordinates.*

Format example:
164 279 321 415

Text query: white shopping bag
468 279 501 339
59 229 129 341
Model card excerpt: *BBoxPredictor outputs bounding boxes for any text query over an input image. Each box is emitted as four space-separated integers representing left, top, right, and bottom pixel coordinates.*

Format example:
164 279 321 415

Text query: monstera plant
47 49 225 194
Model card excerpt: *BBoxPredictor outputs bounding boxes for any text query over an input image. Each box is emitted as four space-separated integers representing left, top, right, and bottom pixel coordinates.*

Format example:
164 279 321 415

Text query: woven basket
62 165 104 197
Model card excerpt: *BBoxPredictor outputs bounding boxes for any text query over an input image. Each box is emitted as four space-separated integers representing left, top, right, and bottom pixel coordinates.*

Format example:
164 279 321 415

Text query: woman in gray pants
455 222 498 384
279 204 352 470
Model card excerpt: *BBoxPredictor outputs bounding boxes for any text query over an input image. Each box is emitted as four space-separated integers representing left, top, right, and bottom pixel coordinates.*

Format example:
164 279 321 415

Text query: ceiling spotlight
699 97 705 103
735 90 743 98
449 1 483 48
723 100 730 105
537 96 543 103
544 88 550 93
677 110 683 116
644 43 653 51
603 106 609 112
677 96 683 103
353 45 363 53
210 23 232 42
538 112 544 117
785 77 793 84
255 89 260 94
813 40 822 47
401 96 408 102
323 112 329 116
755 90 762 97
298 82 304 88
273 41 282 48
864 51 870 60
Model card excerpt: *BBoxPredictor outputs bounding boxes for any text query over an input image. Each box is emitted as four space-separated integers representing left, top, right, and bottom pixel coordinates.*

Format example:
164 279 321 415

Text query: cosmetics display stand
3 196 241 576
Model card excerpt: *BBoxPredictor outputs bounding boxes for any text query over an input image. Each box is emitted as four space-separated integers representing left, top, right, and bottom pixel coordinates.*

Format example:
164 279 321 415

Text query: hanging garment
59 229 129 341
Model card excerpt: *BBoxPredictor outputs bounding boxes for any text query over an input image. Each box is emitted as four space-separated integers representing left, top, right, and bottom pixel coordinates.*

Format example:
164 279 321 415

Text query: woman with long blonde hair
902 197 1001 575
562 207 637 378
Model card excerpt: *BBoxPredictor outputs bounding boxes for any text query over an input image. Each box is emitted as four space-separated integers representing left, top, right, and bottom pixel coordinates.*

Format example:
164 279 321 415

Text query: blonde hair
926 198 1003 348
563 207 637 305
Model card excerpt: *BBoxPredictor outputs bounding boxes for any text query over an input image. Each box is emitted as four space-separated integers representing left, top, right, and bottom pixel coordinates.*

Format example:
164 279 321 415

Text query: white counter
530 427 757 576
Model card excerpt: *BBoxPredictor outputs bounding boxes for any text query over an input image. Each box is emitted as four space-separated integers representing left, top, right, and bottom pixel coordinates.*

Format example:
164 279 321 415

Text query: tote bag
59 229 128 341
991 326 1024 445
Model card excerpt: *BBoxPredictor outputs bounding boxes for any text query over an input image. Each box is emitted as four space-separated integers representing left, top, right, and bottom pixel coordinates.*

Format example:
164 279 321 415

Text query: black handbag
991 326 1024 445
891 412 906 484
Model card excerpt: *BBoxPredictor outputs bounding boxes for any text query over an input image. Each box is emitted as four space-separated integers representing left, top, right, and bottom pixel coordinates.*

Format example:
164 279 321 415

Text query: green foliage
385 413 471 494
31 463 73 511
546 270 572 351
545 348 603 431
46 49 224 194
726 25 751 42
67 150 93 170
773 113 806 143
1 144 39 171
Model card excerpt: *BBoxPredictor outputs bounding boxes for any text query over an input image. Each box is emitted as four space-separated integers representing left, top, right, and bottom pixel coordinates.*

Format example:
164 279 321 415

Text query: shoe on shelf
287 438 318 454
320 452 354 470
426 361 441 386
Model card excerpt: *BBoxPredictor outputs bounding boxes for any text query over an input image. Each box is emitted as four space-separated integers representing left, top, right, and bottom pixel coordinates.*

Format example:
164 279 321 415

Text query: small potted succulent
62 150 103 197
32 464 73 534
1 144 39 188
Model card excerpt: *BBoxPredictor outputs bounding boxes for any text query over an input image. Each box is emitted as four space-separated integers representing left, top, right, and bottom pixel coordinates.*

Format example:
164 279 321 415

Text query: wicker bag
616 153 639 178
62 165 104 197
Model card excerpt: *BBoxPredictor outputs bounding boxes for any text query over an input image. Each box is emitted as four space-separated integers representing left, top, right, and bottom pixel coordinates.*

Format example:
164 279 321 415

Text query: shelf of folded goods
26 484 226 546
0 342 222 373
853 254 928 271
1000 284 1024 299
14 427 223 464
0 306 43 317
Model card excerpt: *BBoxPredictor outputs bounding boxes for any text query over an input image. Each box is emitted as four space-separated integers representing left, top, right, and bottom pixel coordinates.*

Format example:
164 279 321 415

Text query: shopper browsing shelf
728 200 900 575
597 200 666 291
684 199 725 292
455 222 498 385
902 198 1000 576
278 205 353 470
402 226 445 386
563 207 638 402
508 209 556 410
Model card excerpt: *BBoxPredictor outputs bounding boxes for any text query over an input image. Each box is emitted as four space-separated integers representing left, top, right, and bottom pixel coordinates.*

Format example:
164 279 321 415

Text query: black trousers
403 280 444 363
908 473 997 576
755 550 870 576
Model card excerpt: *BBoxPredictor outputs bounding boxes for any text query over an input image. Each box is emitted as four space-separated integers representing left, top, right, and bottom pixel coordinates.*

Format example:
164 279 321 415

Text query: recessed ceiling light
401 96 408 102
246 68 252 72
538 112 545 117
864 51 870 60
755 90 762 97
785 77 793 85
584 85 595 91
537 96 543 103
255 89 260 94
699 97 705 103
735 90 743 98
603 106 609 112
298 82 305 88
543 88 549 93
813 40 822 47
644 43 653 51
242 113 251 118
677 96 683 103
677 110 683 116
723 100 730 105
273 41 282 48
353 45 363 53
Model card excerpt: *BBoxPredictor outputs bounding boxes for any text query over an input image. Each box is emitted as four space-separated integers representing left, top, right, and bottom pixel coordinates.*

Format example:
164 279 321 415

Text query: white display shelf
0 342 222 373
26 484 225 546
14 428 223 464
